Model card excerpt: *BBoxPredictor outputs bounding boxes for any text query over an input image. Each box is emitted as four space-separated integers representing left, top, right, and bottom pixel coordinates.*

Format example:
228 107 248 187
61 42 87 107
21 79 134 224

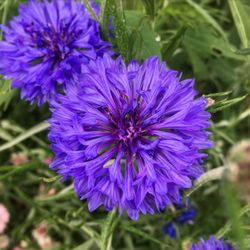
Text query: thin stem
101 208 118 250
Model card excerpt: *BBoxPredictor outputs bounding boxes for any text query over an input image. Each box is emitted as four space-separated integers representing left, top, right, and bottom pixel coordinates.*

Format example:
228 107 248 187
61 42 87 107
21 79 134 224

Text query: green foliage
100 0 129 62
125 10 161 60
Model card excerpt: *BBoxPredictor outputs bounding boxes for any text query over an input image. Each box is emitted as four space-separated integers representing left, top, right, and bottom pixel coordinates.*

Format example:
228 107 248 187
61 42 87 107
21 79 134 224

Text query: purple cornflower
191 236 238 250
0 0 111 105
49 54 212 220
176 206 196 225
163 200 197 238
163 222 177 239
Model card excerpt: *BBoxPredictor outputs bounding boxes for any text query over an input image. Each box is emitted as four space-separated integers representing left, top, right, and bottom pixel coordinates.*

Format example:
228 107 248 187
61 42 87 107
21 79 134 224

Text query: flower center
119 121 142 145
26 22 79 62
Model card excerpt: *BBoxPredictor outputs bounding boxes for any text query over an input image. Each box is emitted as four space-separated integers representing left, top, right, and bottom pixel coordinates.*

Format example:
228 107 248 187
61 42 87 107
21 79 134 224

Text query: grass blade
0 121 49 152
186 0 227 40
101 209 117 250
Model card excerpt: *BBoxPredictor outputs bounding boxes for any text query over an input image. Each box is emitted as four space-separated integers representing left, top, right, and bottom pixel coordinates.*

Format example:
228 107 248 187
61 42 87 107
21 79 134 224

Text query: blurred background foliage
0 0 250 249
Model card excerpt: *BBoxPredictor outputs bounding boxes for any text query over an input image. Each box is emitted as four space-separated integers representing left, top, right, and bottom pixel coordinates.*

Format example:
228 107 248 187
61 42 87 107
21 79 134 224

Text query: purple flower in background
163 222 177 239
176 207 197 225
49 54 212 220
163 199 196 238
0 0 111 105
191 236 238 250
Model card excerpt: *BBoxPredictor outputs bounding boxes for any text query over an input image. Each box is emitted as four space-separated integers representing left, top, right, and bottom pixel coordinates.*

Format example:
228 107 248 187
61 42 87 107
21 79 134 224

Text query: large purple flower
49 54 212 220
191 236 238 250
0 0 111 105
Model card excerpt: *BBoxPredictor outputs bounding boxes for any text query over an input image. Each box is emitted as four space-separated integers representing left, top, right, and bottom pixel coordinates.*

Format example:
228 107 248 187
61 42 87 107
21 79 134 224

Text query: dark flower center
119 121 142 145
106 108 147 152
26 21 81 62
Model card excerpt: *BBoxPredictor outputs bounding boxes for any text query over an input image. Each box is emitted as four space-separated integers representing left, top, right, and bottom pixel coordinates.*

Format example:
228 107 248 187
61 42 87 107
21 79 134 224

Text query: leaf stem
101 209 118 250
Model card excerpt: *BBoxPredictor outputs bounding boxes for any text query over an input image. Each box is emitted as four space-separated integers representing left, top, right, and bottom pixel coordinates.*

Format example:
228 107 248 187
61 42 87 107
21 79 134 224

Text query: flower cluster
1 0 213 222
49 54 212 219
0 0 111 105
190 236 237 250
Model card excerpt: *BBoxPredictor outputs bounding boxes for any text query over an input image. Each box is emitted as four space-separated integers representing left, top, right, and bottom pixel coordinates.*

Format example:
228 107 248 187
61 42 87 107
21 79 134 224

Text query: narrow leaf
0 161 46 181
100 0 129 62
186 166 227 197
82 0 98 21
208 95 247 113
121 224 170 247
141 0 155 21
72 239 95 250
228 0 250 48
0 121 49 152
186 0 227 40
235 48 250 55
101 209 117 250
205 91 232 98
42 175 61 183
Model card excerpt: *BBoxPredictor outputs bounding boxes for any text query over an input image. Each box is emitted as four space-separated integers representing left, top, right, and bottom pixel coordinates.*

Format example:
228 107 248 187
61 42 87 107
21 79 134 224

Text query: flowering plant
0 0 249 250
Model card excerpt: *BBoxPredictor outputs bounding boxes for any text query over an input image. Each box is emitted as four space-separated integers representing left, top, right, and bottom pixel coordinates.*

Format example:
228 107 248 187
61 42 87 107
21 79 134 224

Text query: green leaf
1 120 48 148
228 0 250 49
205 91 232 98
125 10 161 60
208 95 247 113
82 0 98 21
0 0 11 39
216 203 250 239
184 27 245 61
121 224 170 247
183 27 245 81
42 175 61 183
235 48 250 55
0 80 16 110
141 0 155 20
100 0 129 62
186 166 227 197
0 161 46 181
222 180 247 249
0 127 28 152
100 0 109 40
36 185 74 203
186 0 227 40
128 30 143 60
162 26 187 60
0 121 49 152
72 239 95 250
101 209 117 250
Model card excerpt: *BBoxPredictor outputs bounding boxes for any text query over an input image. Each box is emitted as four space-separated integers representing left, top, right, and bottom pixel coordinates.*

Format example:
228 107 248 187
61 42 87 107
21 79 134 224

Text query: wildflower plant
0 0 250 249
191 236 238 250
49 54 212 219
0 0 111 105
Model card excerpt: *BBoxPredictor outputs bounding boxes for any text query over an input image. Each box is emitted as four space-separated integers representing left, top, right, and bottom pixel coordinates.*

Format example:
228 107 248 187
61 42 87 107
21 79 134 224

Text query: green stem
0 0 11 40
82 0 98 21
101 209 118 250
0 121 49 152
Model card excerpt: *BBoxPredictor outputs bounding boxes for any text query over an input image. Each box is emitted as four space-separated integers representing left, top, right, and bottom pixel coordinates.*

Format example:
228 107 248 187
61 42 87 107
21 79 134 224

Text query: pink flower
32 223 57 249
47 188 56 196
0 204 10 234
43 156 53 166
206 97 215 107
10 153 28 165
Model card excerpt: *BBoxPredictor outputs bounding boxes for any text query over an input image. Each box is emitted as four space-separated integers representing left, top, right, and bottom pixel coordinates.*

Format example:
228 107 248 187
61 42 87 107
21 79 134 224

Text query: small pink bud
206 97 215 107
43 156 53 165
10 153 28 165
47 188 56 196
0 204 10 234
